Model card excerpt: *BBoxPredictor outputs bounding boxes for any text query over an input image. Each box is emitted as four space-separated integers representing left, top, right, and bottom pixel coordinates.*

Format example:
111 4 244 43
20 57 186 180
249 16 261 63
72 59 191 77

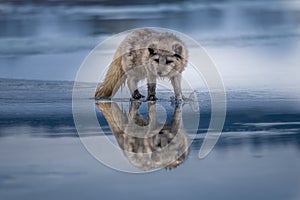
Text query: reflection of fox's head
96 102 190 171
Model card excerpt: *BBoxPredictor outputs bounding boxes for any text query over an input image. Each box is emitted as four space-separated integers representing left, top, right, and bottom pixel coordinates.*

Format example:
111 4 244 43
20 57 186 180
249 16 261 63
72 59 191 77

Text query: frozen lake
0 0 300 199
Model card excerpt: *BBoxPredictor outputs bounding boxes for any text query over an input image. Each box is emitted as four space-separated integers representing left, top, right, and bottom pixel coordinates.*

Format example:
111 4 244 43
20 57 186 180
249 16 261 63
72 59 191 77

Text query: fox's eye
174 54 182 59
154 58 159 63
166 60 173 64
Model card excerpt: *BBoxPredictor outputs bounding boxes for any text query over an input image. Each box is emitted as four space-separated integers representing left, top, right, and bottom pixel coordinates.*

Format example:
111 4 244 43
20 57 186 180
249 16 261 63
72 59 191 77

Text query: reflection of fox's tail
96 102 123 133
95 52 126 98
96 102 127 149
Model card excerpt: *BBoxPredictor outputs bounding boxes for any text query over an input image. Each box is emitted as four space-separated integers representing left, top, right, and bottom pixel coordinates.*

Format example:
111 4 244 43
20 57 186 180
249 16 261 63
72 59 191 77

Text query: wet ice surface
0 79 300 200
1 0 300 199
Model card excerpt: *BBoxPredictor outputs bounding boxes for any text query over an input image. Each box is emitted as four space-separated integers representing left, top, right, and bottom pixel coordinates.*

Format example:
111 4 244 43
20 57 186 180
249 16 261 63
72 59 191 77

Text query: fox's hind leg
127 77 144 100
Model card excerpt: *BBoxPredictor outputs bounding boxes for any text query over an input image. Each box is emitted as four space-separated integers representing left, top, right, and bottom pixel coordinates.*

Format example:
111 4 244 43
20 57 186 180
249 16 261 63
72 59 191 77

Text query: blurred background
0 0 300 91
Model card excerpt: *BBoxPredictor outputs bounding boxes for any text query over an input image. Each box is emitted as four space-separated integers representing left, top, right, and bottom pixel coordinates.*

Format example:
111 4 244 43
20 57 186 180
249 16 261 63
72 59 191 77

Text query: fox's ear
172 43 183 59
148 44 157 56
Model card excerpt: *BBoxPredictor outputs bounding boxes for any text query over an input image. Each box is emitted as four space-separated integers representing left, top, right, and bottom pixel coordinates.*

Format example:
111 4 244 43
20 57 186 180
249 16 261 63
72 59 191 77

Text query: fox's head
147 37 187 77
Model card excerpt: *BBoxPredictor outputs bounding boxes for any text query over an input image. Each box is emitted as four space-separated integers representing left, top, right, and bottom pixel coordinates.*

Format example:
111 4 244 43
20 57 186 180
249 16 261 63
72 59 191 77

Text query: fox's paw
170 96 182 107
132 90 145 100
147 95 157 101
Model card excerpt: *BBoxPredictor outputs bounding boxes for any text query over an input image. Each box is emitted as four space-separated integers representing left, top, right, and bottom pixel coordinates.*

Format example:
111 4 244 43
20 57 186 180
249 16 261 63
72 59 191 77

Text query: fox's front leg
127 77 144 100
170 74 182 101
147 74 157 101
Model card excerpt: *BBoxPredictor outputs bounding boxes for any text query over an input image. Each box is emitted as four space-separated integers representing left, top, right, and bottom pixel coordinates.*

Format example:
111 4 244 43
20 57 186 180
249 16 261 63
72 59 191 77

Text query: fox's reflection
96 101 189 170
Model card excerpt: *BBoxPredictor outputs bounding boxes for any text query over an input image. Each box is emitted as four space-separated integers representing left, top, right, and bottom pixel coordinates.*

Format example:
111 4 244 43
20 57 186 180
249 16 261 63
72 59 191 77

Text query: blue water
1 0 300 199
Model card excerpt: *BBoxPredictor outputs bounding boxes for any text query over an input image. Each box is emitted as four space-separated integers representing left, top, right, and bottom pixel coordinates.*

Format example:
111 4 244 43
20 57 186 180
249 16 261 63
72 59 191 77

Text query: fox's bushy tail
95 53 126 98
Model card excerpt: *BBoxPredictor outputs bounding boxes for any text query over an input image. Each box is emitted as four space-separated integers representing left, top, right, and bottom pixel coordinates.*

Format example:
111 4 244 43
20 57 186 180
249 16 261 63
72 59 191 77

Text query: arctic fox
95 28 187 101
